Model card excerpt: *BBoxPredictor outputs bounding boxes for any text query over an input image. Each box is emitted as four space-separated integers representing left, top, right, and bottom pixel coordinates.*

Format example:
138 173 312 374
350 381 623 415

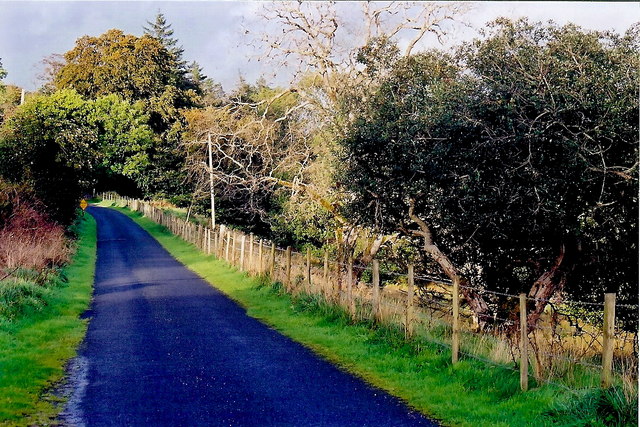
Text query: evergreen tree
187 61 224 106
188 61 208 92
0 58 6 81
143 12 189 89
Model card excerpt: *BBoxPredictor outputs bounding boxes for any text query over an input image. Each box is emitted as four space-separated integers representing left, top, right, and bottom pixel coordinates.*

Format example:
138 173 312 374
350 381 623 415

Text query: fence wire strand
104 194 639 389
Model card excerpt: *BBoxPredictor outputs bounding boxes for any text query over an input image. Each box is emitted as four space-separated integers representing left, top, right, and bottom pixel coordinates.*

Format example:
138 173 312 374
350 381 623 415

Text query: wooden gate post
601 293 616 388
231 232 237 265
452 277 460 364
213 226 218 255
406 265 415 338
520 293 529 392
372 260 380 322
219 226 225 258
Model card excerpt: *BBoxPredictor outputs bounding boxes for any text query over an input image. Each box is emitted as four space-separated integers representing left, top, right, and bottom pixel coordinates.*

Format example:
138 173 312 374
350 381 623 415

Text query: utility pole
20 89 25 105
207 133 216 230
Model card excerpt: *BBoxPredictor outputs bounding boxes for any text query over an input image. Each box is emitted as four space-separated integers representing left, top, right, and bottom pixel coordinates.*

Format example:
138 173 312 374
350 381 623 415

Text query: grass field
97 202 640 427
0 214 96 425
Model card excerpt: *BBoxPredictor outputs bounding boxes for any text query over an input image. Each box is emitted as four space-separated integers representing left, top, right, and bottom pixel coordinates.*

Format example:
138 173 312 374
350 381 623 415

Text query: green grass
100 202 620 427
0 215 97 426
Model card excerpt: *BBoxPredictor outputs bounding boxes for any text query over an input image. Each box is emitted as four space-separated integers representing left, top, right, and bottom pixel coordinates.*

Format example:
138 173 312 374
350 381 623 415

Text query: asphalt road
63 206 437 426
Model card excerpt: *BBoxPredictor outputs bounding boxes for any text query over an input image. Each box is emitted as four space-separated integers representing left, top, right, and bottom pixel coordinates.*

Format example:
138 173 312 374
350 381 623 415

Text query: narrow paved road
64 207 436 426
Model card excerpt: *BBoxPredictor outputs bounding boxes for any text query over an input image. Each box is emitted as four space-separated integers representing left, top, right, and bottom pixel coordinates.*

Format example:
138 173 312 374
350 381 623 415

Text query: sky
0 1 638 93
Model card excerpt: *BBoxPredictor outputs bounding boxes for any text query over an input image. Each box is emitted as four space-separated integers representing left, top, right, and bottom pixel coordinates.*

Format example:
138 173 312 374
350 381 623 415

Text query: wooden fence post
306 248 311 293
234 233 240 266
601 293 616 388
323 251 329 298
270 243 276 279
285 246 292 290
347 257 355 318
213 225 218 255
258 239 263 275
406 265 415 338
372 260 380 322
520 293 529 392
452 277 460 364
240 234 246 270
219 226 225 258
249 234 254 274
225 231 231 263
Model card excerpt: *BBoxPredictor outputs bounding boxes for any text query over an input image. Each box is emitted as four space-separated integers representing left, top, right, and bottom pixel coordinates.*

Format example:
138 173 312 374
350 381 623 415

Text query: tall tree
54 29 197 198
341 20 639 329
187 61 225 106
144 12 193 92
144 12 185 67
55 29 180 102
0 58 6 83
0 89 154 223
234 1 471 251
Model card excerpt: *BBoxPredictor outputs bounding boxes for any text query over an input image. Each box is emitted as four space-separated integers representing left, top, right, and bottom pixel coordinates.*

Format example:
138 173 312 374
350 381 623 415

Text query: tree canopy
0 90 153 223
56 30 178 102
341 19 639 327
52 27 200 199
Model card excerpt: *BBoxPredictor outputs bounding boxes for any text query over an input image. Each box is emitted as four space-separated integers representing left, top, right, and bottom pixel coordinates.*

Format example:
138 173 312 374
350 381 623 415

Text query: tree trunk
526 245 568 331
336 223 399 286
407 199 493 330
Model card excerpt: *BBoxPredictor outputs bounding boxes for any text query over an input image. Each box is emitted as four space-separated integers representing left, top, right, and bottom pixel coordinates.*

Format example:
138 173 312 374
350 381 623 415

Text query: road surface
62 206 437 426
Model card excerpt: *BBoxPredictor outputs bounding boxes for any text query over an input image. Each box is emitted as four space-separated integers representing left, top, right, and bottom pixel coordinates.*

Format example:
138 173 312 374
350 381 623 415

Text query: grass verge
0 214 96 425
100 202 636 427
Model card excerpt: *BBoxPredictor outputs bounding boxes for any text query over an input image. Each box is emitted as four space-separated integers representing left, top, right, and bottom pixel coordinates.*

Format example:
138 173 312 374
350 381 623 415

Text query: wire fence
100 193 639 392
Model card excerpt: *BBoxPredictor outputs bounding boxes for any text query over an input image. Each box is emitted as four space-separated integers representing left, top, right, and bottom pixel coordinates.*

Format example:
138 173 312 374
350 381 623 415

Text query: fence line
98 193 638 392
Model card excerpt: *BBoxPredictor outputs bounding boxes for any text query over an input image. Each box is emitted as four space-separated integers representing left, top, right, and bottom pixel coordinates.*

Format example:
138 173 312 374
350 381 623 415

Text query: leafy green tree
342 20 639 328
0 90 96 223
54 29 197 198
0 90 154 223
88 94 154 188
56 29 181 103
0 85 22 125
461 19 639 325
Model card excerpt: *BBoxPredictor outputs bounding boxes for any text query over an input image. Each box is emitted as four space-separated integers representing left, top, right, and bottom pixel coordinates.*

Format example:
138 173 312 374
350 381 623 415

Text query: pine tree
0 58 7 82
188 61 225 106
187 61 206 89
144 12 188 86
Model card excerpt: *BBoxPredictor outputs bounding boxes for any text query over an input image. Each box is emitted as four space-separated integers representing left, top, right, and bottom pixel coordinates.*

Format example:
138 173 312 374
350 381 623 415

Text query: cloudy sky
0 1 637 93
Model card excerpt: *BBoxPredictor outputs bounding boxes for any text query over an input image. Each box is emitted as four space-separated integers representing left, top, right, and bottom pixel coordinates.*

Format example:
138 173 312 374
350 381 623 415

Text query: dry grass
0 183 70 278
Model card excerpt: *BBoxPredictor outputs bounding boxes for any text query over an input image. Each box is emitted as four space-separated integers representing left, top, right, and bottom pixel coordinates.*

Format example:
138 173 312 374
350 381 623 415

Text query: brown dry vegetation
0 180 70 280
